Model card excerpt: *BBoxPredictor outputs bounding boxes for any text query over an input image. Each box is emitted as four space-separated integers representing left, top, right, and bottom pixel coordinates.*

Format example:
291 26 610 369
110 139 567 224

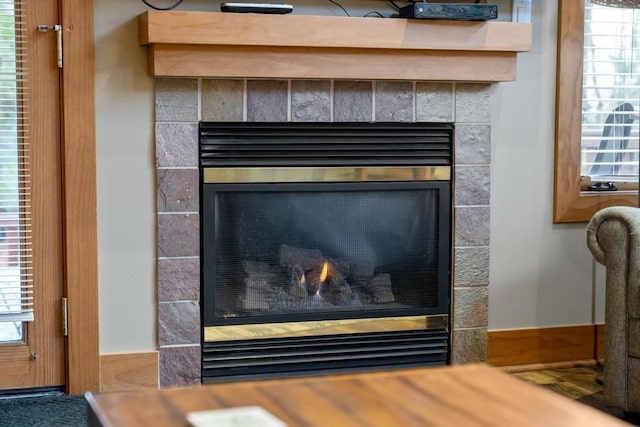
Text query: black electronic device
220 2 293 14
397 3 498 20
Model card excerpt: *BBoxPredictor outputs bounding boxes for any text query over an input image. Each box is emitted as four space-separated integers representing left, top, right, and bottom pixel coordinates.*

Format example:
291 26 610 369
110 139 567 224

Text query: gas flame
311 262 329 301
319 262 328 283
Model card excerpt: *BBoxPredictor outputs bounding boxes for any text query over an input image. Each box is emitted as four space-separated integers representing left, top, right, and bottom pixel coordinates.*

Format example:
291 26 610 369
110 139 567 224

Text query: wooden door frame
60 0 99 394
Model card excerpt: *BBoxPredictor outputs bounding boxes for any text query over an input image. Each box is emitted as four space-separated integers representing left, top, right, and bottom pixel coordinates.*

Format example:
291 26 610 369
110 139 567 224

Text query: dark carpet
0 394 88 427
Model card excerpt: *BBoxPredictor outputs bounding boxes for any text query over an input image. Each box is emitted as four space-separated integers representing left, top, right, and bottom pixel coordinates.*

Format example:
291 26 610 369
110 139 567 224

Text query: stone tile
375 81 413 122
451 328 488 364
155 123 198 168
334 81 373 122
455 124 491 165
158 258 200 302
246 80 288 122
455 206 490 247
291 80 331 122
159 345 201 388
416 82 454 122
157 168 199 213
202 79 244 122
454 247 490 288
155 78 198 122
151 77 495 377
455 83 493 124
158 213 199 258
453 287 488 329
455 165 490 206
158 301 200 346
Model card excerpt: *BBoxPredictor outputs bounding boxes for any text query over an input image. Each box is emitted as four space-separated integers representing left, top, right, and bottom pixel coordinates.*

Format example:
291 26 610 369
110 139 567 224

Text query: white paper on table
186 405 287 427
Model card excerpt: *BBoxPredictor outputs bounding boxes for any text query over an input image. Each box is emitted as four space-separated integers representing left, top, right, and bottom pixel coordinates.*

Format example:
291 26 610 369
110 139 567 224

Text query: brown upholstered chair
587 206 640 414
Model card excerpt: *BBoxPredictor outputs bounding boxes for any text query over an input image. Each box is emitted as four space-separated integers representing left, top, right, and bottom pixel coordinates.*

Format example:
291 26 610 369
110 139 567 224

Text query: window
0 1 31 341
554 0 638 222
583 3 640 181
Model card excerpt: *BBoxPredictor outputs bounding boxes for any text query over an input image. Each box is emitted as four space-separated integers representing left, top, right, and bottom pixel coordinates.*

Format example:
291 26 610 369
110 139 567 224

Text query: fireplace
156 79 491 388
199 122 452 382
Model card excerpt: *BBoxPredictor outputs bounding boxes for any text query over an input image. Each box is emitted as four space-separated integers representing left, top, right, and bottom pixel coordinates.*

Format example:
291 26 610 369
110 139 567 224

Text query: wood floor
512 365 631 422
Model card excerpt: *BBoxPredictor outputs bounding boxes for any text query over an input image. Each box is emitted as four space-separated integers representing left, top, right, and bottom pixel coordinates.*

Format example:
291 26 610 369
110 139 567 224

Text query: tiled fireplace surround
155 78 491 387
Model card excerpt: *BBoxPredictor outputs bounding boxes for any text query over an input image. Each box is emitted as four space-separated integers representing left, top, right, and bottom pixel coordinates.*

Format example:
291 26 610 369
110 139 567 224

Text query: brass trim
204 315 448 342
203 166 450 184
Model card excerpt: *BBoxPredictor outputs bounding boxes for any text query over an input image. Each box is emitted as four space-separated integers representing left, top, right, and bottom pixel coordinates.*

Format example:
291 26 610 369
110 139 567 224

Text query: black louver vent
199 122 453 167
202 329 449 383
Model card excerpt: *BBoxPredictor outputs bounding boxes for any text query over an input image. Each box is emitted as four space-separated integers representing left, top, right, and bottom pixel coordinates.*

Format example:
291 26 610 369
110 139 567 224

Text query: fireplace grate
202 329 449 383
200 122 453 167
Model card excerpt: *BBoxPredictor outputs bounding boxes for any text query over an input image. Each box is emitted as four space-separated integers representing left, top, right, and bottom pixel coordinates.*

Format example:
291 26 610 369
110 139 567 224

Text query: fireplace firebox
200 123 453 382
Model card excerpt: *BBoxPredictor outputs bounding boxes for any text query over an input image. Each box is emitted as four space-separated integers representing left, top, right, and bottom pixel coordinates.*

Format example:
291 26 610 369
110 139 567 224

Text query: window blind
582 2 640 181
0 0 32 324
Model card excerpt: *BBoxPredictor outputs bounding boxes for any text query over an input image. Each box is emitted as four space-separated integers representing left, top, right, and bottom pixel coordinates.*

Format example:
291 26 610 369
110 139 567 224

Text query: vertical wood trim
26 0 66 387
488 325 597 367
61 0 99 393
553 0 637 223
100 352 159 392
596 324 605 361
553 0 585 223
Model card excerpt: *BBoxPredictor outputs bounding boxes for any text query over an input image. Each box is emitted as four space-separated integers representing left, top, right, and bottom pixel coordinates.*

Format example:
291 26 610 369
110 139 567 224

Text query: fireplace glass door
202 181 450 326
199 122 453 381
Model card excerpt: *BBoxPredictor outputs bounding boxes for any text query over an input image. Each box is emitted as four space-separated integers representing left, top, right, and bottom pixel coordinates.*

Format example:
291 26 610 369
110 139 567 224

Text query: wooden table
85 363 629 426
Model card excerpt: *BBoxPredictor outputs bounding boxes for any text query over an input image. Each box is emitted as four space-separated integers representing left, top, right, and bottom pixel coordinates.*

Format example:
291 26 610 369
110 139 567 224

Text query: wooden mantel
138 11 532 81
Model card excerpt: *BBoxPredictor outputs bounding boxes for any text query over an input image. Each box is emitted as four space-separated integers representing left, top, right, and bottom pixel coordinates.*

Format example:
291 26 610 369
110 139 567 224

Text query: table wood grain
85 363 629 427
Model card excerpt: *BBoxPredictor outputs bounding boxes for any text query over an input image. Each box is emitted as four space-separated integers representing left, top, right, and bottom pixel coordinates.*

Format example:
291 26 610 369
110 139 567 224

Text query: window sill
554 191 637 223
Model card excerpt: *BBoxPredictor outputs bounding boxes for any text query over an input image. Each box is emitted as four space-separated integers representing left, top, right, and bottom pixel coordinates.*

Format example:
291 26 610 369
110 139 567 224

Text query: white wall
94 0 602 353
95 0 156 352
490 0 604 330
